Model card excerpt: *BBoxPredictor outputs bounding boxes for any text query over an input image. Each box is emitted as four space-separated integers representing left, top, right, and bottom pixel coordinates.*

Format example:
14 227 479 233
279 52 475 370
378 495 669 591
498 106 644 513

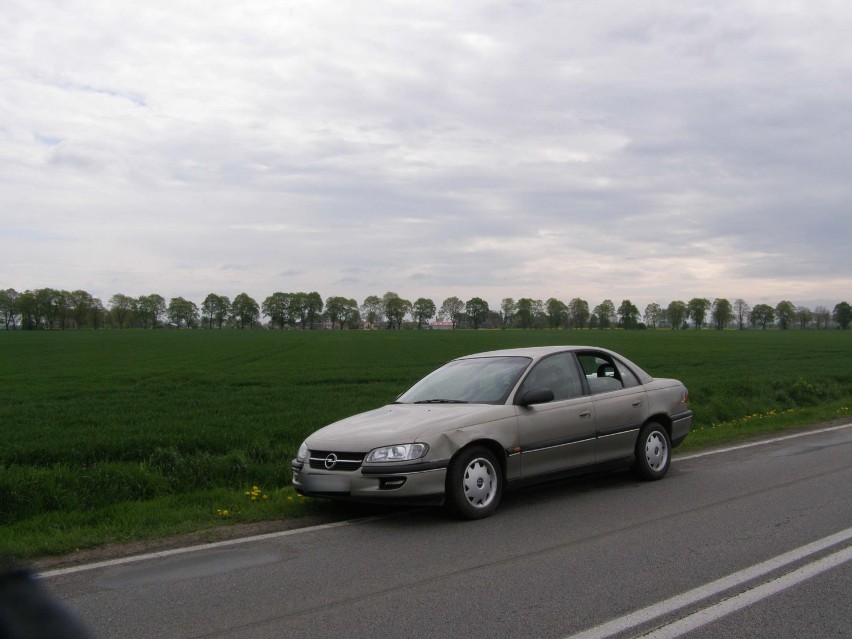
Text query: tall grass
1 329 849 558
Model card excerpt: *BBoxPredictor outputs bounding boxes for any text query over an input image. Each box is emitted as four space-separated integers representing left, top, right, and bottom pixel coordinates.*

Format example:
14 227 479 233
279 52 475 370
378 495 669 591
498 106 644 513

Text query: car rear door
576 351 649 462
515 352 596 478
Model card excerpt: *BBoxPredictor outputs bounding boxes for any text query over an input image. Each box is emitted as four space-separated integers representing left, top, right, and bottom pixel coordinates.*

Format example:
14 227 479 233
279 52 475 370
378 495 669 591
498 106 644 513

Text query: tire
444 446 503 519
634 422 671 480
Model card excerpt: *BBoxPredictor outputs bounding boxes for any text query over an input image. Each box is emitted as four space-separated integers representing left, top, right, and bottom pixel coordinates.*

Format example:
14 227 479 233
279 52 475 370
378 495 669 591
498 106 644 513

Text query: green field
1 329 850 559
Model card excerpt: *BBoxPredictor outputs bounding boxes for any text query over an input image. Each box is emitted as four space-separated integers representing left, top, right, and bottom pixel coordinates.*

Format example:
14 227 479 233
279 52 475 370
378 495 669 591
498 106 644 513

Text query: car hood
305 403 512 451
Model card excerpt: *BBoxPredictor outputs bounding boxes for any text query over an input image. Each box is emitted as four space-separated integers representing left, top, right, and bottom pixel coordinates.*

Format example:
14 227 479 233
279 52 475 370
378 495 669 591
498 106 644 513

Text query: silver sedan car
292 346 692 519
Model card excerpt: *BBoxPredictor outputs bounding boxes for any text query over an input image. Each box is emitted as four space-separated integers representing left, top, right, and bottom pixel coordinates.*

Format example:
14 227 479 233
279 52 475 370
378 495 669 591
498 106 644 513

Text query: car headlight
296 441 308 463
365 443 429 463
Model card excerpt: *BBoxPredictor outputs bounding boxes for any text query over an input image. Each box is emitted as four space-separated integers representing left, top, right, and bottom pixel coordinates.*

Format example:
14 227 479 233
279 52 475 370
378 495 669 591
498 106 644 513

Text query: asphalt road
42 424 851 639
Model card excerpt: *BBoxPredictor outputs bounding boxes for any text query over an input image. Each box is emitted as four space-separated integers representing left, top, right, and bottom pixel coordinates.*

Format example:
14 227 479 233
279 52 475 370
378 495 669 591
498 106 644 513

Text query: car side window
577 352 625 395
517 353 584 401
614 358 640 388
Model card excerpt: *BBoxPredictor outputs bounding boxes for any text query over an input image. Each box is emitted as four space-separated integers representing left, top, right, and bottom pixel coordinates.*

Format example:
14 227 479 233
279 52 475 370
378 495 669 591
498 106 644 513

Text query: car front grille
309 451 366 472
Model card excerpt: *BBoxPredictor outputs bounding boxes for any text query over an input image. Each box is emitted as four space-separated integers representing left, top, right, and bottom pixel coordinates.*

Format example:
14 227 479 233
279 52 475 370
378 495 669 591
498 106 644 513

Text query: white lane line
39 516 389 579
40 422 851 580
675 422 852 462
563 527 852 639
640 545 852 639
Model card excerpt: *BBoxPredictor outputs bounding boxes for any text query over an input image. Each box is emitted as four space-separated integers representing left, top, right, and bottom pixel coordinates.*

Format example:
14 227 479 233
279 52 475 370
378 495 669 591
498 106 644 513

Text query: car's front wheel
634 421 671 480
445 446 503 519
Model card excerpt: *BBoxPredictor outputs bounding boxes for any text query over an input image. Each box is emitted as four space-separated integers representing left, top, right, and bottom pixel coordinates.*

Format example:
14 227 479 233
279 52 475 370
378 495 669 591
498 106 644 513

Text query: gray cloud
1 0 850 311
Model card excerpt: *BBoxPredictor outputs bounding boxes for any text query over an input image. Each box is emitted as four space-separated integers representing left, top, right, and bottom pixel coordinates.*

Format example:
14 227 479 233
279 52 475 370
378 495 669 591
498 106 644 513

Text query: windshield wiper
413 399 469 404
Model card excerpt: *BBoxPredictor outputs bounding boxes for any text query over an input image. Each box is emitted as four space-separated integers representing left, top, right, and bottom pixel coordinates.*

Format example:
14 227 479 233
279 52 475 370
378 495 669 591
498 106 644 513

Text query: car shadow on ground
357 464 668 532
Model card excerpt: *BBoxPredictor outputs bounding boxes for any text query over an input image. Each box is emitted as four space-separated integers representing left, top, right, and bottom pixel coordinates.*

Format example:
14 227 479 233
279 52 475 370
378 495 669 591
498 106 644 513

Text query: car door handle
579 411 592 418
632 400 642 407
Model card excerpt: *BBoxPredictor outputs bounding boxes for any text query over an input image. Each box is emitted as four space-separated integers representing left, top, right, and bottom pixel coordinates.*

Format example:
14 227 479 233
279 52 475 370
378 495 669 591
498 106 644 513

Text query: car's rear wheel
634 422 671 480
445 446 502 519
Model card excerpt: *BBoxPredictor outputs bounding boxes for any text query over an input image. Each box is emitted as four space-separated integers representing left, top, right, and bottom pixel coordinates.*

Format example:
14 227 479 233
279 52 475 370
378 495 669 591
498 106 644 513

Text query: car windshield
396 356 531 405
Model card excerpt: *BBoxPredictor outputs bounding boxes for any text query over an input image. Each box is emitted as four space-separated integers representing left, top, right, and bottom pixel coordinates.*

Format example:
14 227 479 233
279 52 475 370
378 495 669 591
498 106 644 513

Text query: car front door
515 352 596 478
577 351 649 462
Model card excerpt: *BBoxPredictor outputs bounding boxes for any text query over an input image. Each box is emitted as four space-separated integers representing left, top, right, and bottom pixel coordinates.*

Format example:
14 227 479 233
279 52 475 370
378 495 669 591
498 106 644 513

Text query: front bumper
291 459 448 505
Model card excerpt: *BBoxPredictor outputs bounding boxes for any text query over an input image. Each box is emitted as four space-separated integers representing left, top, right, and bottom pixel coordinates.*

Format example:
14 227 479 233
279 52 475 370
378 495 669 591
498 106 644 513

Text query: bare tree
733 298 750 330
795 306 813 329
813 305 830 329
500 298 516 329
644 302 662 329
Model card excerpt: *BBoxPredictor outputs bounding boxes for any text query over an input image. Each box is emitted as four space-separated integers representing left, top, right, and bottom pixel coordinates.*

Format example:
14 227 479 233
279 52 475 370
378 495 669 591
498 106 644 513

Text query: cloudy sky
2 0 850 313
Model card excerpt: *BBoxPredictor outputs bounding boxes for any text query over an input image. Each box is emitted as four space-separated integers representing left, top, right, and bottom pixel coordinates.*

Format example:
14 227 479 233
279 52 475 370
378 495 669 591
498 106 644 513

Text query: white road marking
39 516 388 579
563 527 852 639
639 545 852 639
675 422 852 462
39 421 851 580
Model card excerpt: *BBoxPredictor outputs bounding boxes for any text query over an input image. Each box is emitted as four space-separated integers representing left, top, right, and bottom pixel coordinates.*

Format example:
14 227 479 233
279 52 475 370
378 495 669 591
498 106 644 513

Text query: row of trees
1 287 850 331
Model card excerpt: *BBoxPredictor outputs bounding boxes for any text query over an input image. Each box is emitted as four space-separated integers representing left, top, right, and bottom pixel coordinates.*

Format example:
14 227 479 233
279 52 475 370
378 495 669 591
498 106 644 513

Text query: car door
577 351 649 462
515 352 596 478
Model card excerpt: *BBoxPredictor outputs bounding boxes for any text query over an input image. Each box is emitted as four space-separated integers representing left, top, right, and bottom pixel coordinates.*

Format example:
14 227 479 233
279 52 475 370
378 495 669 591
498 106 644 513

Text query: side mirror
518 388 555 407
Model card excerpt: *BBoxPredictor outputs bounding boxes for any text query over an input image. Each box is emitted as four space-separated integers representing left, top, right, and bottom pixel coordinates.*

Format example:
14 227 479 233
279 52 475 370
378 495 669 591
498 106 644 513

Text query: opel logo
324 453 338 470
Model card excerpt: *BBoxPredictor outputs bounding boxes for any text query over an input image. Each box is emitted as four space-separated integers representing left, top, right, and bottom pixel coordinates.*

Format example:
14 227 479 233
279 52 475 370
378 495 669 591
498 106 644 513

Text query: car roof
456 345 595 360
